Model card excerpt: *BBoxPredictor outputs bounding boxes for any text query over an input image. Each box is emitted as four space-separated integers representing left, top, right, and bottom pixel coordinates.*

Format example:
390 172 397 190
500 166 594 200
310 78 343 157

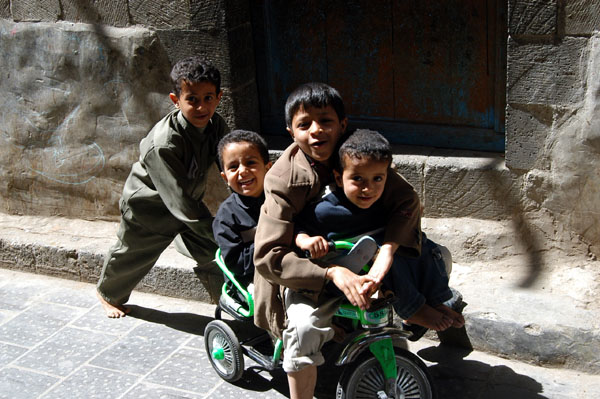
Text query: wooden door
251 0 506 151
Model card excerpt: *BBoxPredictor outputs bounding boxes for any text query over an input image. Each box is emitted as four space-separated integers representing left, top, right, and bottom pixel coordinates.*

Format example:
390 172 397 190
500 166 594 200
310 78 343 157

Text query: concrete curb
1 212 598 374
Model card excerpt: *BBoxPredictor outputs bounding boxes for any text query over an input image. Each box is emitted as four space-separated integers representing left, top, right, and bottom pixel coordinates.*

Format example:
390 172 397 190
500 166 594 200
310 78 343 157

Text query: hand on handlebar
326 266 376 310
297 234 332 259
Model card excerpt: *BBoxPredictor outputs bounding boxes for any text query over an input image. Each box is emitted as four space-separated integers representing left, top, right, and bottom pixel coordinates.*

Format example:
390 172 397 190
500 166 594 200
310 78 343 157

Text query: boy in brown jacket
253 83 423 398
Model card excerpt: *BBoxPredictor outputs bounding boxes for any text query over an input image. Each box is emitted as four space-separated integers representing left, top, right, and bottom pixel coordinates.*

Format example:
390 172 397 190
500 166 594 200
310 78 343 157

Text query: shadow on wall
0 3 173 217
486 157 544 288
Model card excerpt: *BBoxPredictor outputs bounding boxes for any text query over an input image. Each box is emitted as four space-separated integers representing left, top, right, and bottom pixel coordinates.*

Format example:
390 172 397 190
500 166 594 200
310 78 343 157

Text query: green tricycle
204 240 436 399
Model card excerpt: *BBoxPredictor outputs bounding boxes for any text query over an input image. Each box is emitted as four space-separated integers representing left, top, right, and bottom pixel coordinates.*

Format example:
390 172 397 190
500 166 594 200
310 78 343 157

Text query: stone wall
506 0 600 256
0 0 258 219
1 0 600 257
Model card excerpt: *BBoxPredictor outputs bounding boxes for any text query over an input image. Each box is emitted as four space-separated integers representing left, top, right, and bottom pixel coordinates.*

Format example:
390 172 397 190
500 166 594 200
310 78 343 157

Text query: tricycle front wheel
336 347 435 399
204 320 244 382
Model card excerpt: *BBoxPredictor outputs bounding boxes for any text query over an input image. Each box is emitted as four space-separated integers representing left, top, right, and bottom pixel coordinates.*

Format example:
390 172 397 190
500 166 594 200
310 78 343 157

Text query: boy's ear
333 170 343 187
265 161 273 171
340 117 348 132
216 90 223 104
169 93 179 107
286 127 294 140
220 171 228 184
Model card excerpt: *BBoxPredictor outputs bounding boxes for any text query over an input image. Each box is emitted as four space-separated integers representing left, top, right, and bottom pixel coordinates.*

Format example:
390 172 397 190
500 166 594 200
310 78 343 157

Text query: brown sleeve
253 172 328 296
381 170 422 257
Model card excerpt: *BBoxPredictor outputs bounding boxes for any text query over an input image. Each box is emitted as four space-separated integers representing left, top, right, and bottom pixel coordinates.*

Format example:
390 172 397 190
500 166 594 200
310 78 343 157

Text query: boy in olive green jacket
97 56 229 318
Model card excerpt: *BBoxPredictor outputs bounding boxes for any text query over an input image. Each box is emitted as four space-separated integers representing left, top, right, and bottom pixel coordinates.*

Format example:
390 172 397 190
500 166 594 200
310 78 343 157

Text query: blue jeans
381 233 453 319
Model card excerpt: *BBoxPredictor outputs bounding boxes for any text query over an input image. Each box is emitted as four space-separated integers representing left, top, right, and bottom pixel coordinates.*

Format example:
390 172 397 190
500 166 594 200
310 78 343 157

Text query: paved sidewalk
1 269 598 399
2 212 599 374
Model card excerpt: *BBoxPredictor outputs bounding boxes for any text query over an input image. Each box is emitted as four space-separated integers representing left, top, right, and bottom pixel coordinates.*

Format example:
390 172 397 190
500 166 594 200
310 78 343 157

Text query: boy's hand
299 235 330 259
359 279 380 298
326 266 376 310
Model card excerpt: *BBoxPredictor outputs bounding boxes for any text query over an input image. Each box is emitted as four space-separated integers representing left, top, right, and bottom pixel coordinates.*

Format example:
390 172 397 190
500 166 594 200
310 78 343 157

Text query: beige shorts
281 288 342 373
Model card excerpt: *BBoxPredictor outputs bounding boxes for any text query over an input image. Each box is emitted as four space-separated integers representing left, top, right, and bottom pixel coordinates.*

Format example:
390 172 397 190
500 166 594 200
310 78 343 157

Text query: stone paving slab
1 269 599 399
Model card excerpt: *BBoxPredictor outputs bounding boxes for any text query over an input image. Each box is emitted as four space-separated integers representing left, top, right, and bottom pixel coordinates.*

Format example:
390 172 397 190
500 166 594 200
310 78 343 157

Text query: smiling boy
296 129 464 336
212 130 272 289
97 56 229 318
252 83 425 399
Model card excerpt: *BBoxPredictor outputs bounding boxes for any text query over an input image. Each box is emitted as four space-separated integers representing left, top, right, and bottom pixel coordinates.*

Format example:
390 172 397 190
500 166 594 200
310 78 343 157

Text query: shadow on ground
126 304 212 336
419 344 546 399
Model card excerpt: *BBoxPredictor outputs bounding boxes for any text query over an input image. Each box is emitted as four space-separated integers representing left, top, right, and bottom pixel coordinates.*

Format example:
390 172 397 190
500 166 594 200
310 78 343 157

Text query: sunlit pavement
0 268 597 399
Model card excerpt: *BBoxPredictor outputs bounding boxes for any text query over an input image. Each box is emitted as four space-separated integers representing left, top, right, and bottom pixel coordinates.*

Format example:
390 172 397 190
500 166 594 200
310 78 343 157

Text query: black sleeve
212 200 254 277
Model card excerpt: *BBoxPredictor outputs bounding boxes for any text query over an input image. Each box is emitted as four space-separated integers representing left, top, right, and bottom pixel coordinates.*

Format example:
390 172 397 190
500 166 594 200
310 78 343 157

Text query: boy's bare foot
96 291 130 318
435 304 465 328
405 304 453 331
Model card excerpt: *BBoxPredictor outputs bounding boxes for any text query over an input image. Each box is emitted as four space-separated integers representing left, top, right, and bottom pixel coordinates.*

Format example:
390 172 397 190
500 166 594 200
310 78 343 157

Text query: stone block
392 153 429 196
505 104 553 170
423 153 521 220
467 313 600 374
565 0 600 35
507 36 588 106
203 163 230 215
11 0 60 22
508 0 557 36
0 0 9 18
226 82 261 132
130 0 192 29
191 0 227 30
155 29 230 81
226 23 258 88
61 0 129 27
0 20 173 219
222 0 251 29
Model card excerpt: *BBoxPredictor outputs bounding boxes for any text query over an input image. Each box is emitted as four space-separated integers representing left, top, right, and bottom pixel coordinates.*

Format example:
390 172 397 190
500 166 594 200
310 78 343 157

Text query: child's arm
295 233 330 259
254 167 333 296
360 170 422 295
326 266 376 310
142 114 228 235
360 242 398 296
213 201 254 277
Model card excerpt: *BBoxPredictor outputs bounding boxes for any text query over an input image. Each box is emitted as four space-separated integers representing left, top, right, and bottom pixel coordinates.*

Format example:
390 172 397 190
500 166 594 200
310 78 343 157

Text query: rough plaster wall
0 20 173 219
506 0 600 256
540 34 600 255
0 0 255 221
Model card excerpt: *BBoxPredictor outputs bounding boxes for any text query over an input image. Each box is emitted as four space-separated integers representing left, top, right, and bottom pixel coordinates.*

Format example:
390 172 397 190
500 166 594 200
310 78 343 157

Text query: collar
304 153 334 186
233 192 265 210
176 110 208 135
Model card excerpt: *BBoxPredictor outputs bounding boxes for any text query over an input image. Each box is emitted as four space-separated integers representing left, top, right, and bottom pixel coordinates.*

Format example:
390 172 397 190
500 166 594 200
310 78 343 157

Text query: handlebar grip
304 240 337 259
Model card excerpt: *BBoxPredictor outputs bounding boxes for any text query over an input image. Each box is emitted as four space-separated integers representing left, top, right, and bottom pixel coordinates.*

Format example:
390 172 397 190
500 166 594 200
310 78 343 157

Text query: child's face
334 154 389 209
169 80 222 129
220 141 272 198
287 105 347 164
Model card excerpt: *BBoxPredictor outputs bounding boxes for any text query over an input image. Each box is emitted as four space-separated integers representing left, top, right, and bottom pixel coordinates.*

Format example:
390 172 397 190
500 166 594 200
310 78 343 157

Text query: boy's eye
374 176 383 182
351 176 363 182
204 95 214 102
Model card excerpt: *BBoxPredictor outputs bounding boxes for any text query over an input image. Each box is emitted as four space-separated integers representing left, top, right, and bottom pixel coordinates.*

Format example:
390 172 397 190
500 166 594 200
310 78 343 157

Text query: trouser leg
382 235 453 319
97 215 173 305
176 219 218 269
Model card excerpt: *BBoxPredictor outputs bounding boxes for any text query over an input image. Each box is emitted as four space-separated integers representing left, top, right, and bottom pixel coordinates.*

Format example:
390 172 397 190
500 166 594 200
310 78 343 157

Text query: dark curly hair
217 130 270 170
170 56 221 96
336 129 392 171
